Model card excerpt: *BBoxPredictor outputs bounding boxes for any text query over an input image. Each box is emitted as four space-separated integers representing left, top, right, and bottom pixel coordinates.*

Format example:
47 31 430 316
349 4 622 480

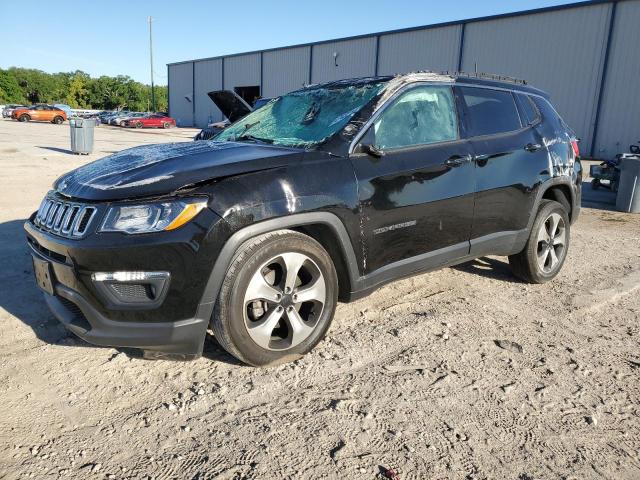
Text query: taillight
571 139 580 158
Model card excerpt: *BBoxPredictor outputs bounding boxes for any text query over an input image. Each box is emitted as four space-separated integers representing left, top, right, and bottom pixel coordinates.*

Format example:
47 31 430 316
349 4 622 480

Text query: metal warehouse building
168 0 640 158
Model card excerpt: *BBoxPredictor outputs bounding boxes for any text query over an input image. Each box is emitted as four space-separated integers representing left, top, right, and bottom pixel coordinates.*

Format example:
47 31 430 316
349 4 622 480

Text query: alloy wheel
536 212 566 273
243 252 326 351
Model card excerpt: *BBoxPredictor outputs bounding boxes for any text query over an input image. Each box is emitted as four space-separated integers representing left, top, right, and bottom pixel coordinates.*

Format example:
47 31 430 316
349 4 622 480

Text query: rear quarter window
460 87 521 137
515 93 540 125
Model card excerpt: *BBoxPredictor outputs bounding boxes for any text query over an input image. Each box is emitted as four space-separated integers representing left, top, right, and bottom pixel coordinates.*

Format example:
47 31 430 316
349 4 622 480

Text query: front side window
372 85 458 150
215 81 386 148
460 87 521 137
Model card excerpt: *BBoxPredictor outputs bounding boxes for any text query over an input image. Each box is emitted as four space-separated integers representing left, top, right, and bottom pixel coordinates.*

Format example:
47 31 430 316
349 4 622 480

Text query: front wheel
162 122 170 129
53 116 64 124
212 230 338 366
135 121 143 128
509 200 570 283
18 114 29 122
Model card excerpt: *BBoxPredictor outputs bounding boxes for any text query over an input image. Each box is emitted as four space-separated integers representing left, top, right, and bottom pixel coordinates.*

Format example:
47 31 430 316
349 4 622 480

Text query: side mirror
360 143 385 158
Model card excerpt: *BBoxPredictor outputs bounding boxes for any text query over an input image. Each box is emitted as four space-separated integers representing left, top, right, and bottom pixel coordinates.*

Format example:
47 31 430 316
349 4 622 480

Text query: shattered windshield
215 82 387 148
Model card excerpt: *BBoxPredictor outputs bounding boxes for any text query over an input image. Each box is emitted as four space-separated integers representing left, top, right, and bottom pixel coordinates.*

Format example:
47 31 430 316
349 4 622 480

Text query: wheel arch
529 178 577 231
196 212 360 324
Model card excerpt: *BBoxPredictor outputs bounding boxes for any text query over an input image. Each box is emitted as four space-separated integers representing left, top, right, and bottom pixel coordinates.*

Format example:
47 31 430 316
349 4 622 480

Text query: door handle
445 154 472 167
525 143 542 152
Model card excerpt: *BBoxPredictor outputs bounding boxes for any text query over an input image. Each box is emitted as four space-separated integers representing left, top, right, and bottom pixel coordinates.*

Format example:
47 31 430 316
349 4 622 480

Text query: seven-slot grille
33 197 97 238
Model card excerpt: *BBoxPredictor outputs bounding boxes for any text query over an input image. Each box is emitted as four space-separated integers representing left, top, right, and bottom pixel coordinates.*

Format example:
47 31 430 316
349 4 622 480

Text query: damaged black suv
25 72 582 366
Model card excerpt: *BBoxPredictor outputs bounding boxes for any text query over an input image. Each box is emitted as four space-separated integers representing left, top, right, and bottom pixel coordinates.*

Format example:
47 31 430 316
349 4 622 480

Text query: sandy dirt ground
0 119 639 480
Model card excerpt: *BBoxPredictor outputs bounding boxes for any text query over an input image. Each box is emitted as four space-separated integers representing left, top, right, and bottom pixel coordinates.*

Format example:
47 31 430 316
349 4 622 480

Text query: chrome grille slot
46 202 60 228
32 195 97 239
62 206 80 234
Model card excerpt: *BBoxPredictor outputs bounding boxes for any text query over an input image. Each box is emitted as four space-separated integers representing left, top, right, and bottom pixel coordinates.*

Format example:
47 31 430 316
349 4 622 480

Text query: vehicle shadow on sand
452 256 523 283
0 218 240 365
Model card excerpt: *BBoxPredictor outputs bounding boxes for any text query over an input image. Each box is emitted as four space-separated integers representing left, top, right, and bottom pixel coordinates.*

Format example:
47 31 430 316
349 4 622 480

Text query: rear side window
372 85 458 150
460 87 521 137
515 93 540 125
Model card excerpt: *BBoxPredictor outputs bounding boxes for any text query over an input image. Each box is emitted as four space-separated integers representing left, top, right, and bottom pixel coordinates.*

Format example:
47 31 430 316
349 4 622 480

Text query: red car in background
125 114 176 129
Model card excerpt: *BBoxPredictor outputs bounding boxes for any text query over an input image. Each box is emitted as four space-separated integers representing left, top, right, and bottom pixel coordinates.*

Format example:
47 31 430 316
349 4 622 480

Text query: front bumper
45 282 208 358
24 208 228 357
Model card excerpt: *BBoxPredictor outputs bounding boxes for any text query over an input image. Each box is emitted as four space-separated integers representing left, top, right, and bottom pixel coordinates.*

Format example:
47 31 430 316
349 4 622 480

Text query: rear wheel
135 121 143 128
509 200 570 283
212 230 338 366
53 116 64 125
18 114 30 122
162 121 170 129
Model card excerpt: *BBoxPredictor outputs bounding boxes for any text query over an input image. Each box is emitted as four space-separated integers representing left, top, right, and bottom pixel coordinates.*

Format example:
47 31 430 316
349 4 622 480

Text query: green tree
66 71 90 108
0 69 26 103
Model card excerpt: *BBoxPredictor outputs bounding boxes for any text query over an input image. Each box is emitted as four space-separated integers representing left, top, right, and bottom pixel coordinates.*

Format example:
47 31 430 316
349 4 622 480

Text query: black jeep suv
25 72 582 366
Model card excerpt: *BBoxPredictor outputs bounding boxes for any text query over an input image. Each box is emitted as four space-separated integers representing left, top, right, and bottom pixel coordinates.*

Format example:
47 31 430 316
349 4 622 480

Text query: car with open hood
25 72 582 366
194 90 271 141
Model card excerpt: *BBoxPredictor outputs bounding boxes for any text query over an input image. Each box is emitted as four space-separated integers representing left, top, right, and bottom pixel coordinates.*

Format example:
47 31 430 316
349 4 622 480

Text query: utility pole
148 16 156 112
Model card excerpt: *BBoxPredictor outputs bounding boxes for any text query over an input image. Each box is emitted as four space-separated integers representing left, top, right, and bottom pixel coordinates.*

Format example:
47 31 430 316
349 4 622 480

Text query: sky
0 0 579 86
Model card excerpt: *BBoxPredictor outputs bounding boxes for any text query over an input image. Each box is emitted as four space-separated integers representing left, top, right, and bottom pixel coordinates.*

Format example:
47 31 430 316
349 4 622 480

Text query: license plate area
32 256 55 295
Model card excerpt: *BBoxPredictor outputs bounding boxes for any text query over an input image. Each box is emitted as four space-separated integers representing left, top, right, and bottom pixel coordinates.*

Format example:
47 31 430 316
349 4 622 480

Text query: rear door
457 86 548 254
350 83 475 274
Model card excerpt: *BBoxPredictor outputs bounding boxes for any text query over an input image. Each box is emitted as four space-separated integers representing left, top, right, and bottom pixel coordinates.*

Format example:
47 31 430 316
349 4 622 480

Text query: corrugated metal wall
311 38 376 83
223 53 261 91
194 59 223 127
170 0 639 158
461 2 612 151
262 46 311 97
593 0 640 157
168 62 193 127
377 25 462 75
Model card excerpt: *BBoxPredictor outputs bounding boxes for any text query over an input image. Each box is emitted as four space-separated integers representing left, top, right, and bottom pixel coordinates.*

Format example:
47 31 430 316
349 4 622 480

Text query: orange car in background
12 105 67 124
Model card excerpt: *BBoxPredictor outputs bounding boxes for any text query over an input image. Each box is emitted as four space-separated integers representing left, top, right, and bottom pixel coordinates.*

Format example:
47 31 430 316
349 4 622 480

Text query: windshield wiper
238 120 260 137
236 134 274 144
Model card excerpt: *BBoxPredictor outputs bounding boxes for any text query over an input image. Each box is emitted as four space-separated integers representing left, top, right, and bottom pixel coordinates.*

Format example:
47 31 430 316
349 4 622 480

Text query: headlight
99 199 207 234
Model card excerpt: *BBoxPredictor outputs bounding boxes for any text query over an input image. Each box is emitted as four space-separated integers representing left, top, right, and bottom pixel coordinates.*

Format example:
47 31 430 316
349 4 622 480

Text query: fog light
91 271 170 309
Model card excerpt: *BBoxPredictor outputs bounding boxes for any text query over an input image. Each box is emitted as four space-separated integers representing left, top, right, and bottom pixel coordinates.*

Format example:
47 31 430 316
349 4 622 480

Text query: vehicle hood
53 141 304 201
207 90 252 122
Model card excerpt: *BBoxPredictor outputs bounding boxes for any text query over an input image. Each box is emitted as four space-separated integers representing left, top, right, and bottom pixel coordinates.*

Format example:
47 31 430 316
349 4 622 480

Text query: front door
350 84 475 275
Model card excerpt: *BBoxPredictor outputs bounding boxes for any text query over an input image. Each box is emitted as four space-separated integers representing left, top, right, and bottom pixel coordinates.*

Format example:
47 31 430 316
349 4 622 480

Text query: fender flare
526 177 577 233
194 212 360 324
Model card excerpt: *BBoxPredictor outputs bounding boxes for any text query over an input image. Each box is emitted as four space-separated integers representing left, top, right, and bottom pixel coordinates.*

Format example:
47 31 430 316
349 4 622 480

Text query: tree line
0 67 168 112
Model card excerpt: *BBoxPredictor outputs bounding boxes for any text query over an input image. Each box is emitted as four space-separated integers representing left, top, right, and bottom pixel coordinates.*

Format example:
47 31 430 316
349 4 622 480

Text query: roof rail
442 71 528 85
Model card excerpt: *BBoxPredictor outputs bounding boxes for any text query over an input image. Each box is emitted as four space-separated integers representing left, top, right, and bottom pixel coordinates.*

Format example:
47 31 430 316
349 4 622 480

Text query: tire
18 114 30 122
591 178 600 190
212 230 338 366
162 122 170 129
135 121 143 128
508 200 570 284
53 116 63 125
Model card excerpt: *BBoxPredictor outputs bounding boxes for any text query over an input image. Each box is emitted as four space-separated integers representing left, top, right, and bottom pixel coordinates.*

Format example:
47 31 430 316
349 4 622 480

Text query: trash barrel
615 156 640 213
69 118 95 155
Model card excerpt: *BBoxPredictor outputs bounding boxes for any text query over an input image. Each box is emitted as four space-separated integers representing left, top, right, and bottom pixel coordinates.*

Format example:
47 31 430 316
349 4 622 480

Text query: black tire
162 121 170 129
53 116 64 125
18 114 30 122
212 230 338 366
591 178 600 190
509 200 570 284
135 121 143 128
